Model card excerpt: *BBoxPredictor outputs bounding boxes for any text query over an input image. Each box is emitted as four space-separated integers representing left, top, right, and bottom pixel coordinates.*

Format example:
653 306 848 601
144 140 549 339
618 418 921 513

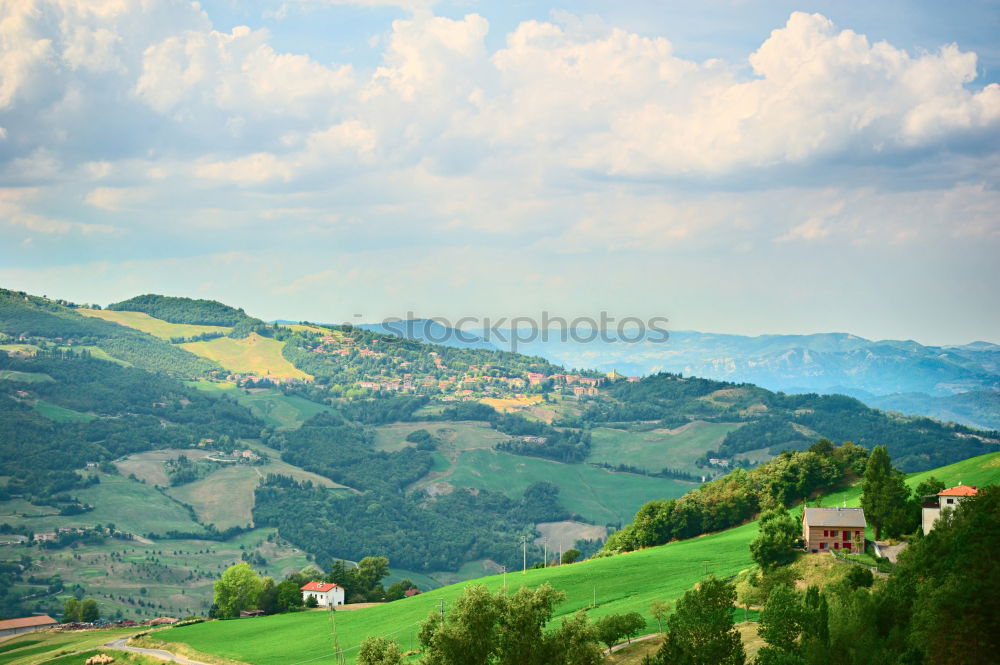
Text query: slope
156 450 1000 665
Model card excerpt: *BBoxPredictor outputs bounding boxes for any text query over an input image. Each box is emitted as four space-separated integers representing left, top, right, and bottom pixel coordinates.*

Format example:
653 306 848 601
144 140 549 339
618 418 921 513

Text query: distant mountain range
360 323 1000 430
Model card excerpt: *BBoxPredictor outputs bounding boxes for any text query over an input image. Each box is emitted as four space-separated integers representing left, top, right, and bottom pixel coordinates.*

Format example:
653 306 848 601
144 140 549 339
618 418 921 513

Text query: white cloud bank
1 3 999 341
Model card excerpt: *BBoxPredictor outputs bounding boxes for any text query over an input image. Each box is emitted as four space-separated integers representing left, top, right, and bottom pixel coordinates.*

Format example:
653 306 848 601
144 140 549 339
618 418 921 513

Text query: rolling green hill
154 450 1000 665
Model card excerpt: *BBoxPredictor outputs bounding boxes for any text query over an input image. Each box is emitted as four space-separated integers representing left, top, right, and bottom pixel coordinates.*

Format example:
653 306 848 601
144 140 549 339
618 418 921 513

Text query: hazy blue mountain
358 319 496 350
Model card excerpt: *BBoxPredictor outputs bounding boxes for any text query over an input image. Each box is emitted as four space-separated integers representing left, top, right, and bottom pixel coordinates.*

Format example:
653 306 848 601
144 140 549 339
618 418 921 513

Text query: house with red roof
921 485 978 535
300 581 345 607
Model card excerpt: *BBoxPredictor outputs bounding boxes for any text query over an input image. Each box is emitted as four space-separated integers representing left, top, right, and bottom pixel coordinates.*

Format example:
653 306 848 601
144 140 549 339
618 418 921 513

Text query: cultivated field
166 446 354 529
115 449 216 487
587 421 742 475
79 308 231 340
0 369 53 382
181 334 311 380
418 448 693 526
535 520 608 552
187 381 335 428
156 519 760 665
373 421 506 455
479 395 543 412
34 398 96 423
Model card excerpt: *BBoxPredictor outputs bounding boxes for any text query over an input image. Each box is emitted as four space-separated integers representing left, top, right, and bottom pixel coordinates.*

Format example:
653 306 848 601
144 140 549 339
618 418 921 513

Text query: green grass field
33 399 97 422
587 421 743 475
373 421 506 454
181 334 311 380
157 520 759 665
79 308 231 340
166 447 353 529
417 448 694 526
0 369 54 383
186 382 336 428
0 473 206 537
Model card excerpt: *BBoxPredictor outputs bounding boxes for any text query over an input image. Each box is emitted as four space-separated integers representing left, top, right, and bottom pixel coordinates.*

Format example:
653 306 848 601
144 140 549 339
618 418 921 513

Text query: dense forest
254 476 568 571
107 294 252 326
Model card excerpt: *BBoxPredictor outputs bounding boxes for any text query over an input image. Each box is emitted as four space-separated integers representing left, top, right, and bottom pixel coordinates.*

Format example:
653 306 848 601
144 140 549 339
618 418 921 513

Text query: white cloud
83 186 150 211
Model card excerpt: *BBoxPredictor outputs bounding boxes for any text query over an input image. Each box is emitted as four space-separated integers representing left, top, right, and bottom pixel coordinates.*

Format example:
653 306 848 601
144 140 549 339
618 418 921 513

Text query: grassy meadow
181 334 311 380
415 447 694 526
79 308 231 340
587 421 743 475
156 519 759 665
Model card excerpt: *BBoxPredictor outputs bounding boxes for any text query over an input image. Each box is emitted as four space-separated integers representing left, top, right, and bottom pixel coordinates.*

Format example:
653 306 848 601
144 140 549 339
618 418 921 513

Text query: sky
1 0 999 345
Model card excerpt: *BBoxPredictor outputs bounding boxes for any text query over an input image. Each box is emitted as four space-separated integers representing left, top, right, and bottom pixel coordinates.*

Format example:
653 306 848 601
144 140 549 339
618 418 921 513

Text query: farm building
0 615 57 638
300 581 345 607
802 507 866 553
921 485 978 535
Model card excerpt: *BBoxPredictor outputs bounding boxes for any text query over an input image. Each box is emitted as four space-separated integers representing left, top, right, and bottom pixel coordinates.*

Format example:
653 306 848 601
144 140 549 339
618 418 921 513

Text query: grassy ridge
158 520 759 665
79 309 231 341
0 630 139 665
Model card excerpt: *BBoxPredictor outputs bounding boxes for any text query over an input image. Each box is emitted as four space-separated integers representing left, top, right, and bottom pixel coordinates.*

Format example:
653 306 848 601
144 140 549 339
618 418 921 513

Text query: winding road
104 638 211 665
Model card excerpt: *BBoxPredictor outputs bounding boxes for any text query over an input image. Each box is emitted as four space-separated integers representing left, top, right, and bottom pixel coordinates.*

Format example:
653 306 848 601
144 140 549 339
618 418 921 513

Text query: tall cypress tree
860 445 910 539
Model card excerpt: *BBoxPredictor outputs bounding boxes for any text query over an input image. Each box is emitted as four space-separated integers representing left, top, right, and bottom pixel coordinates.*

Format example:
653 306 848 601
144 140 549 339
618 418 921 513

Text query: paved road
609 633 658 654
105 638 211 665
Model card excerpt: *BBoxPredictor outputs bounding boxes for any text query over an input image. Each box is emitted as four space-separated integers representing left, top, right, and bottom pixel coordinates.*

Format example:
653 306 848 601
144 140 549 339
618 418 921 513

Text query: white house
921 485 978 535
300 581 345 607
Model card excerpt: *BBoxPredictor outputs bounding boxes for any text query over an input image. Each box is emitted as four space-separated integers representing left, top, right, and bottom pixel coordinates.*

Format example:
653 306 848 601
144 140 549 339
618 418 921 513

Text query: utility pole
439 599 445 620
522 535 527 574
543 538 547 568
502 565 507 592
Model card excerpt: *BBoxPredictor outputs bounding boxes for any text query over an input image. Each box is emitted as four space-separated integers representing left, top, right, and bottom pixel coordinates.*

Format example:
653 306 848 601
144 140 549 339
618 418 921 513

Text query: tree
63 597 81 622
650 600 672 633
276 579 304 612
860 445 911 539
758 584 802 653
749 508 799 569
561 549 581 564
594 614 625 653
418 583 601 665
619 612 645 644
357 635 403 665
213 563 264 618
648 577 745 665
80 598 100 622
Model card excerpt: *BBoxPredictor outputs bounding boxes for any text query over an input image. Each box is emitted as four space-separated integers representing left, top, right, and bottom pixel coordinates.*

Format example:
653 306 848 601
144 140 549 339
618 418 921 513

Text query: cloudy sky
1 0 999 344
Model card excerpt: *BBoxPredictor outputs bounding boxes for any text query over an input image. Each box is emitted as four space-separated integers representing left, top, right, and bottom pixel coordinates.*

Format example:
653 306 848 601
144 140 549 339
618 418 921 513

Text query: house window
834 542 840 549
823 530 829 537
831 530 838 537
844 543 852 550
843 531 850 540
946 498 954 505
820 542 826 549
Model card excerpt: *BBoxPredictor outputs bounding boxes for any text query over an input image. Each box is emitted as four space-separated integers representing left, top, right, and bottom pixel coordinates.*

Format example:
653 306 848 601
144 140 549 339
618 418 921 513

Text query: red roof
403 588 421 597
0 615 57 631
938 485 978 497
300 582 341 593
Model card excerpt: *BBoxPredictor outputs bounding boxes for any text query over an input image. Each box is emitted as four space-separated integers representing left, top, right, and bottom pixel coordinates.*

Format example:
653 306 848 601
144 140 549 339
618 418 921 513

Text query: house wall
304 587 345 607
803 523 863 553
922 506 941 535
0 624 54 638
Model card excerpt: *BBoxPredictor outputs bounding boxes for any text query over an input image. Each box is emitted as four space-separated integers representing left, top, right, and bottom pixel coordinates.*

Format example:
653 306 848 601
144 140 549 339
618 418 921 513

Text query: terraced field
79 308 231 340
181 334 311 380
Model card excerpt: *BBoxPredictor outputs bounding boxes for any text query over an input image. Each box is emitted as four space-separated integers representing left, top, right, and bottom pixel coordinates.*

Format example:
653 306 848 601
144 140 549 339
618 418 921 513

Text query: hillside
2 287 999 623
150 451 1000 665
